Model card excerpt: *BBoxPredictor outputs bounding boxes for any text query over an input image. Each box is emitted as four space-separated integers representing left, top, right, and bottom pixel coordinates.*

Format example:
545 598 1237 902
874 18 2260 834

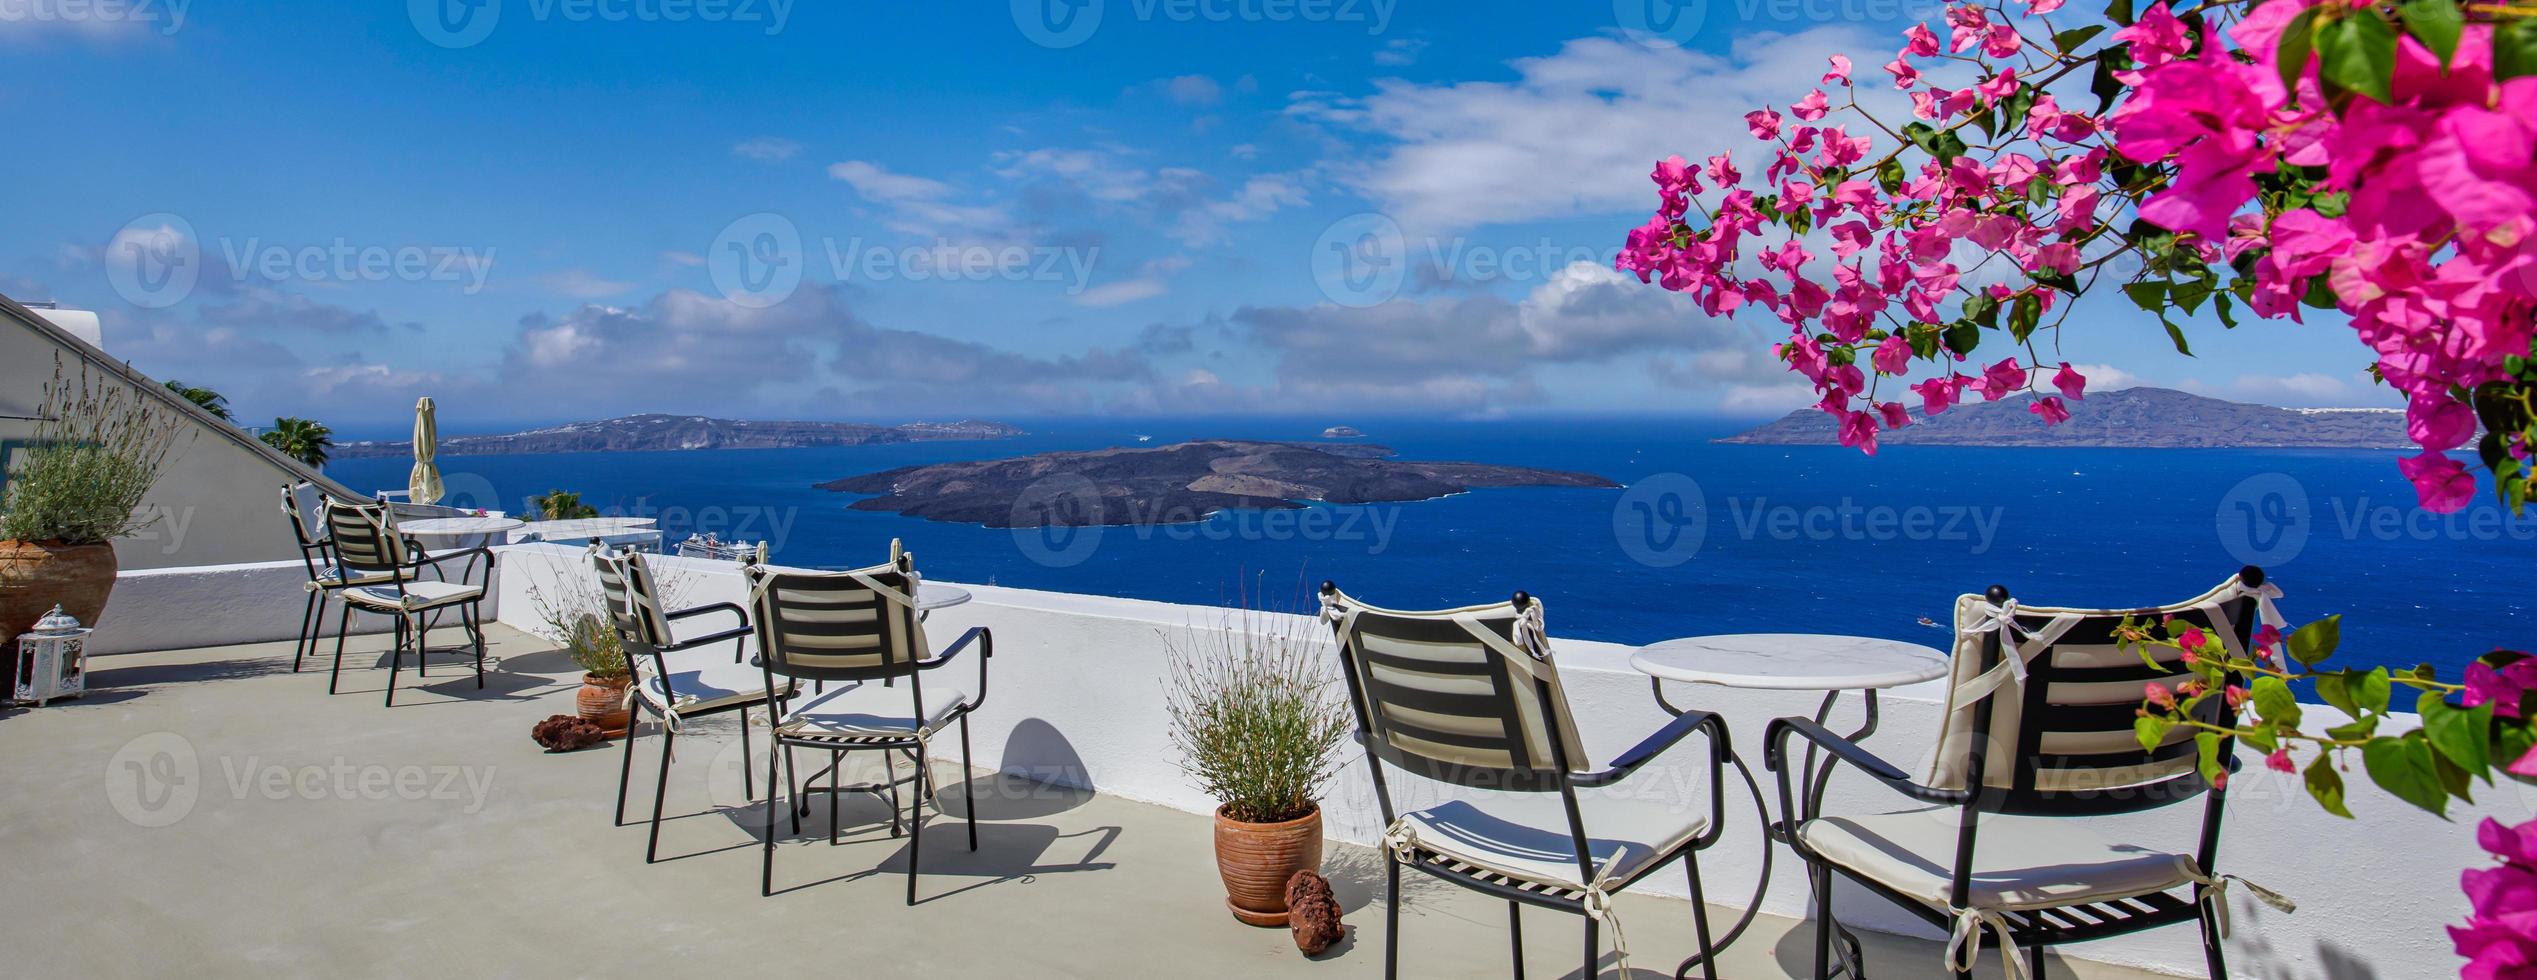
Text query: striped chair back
745 553 926 682
590 547 674 651
1320 585 1589 790
279 484 324 550
1930 570 2269 813
323 499 411 574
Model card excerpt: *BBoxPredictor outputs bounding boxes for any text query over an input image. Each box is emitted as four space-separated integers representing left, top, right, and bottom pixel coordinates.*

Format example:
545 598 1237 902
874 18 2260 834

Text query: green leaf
2400 0 2464 69
1876 156 1906 194
2008 293 2043 343
2162 318 2195 356
2500 18 2537 81
2056 25 2108 53
2325 715 2380 742
1963 293 2001 330
2361 735 2449 817
2124 281 2169 313
1907 323 1942 359
2496 719 2537 778
2195 731 2228 783
2305 754 2353 818
2106 0 2136 27
2276 6 2321 98
2316 13 2399 105
2252 676 2302 728
2171 278 2214 315
2288 615 2342 667
1903 122 1967 164
2356 666 2393 714
2318 671 2358 716
2213 290 2241 329
2419 691 2494 781
2137 713 2177 754
1944 321 1983 358
2242 726 2278 753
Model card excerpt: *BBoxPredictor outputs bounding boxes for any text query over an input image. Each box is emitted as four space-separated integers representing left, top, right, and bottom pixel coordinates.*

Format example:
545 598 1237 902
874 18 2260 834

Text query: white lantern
15 605 91 706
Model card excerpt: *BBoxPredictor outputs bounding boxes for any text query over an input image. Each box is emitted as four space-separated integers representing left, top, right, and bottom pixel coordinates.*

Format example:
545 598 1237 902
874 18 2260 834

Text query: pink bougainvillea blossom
2451 817 2537 980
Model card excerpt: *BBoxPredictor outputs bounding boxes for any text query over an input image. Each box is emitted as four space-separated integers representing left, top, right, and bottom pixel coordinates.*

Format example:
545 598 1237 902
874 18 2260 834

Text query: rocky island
337 414 1022 458
1321 425 1365 438
1719 387 2414 448
819 440 1618 527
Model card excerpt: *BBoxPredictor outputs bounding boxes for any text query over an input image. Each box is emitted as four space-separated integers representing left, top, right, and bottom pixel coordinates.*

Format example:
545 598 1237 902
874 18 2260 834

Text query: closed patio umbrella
408 397 443 506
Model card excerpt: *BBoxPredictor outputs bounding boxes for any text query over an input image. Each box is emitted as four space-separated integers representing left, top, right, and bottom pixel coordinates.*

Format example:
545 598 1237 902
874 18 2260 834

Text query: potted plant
1164 600 1352 927
0 357 187 692
524 563 637 737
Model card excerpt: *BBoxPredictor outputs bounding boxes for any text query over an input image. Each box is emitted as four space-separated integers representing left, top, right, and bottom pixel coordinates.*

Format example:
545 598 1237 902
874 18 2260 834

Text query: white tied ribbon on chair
2183 866 2296 940
2224 579 2289 633
1379 816 1633 978
1942 866 2292 980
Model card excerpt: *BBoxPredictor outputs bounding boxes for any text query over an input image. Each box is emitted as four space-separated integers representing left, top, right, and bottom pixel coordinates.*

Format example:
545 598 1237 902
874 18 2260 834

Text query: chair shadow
1319 845 1459 916
734 791 1121 901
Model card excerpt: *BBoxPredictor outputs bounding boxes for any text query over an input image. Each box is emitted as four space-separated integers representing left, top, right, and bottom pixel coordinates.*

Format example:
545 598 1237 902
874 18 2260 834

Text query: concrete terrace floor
0 625 2178 979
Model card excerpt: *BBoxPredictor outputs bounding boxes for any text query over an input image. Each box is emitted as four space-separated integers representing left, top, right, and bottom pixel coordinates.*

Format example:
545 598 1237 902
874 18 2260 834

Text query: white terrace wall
494 543 2495 979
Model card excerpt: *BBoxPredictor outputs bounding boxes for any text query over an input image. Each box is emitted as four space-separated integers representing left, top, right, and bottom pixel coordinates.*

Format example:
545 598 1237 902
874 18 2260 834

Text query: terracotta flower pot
1214 803 1325 927
577 673 634 738
0 540 117 697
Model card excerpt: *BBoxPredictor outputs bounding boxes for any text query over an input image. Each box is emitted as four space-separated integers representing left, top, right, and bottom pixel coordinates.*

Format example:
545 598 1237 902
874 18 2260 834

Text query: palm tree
529 489 600 521
260 417 333 469
163 380 232 421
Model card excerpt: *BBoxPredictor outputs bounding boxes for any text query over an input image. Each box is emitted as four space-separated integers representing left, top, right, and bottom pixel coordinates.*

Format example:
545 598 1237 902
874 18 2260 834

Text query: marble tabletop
1629 632 1951 691
917 583 972 611
397 516 526 537
515 517 661 541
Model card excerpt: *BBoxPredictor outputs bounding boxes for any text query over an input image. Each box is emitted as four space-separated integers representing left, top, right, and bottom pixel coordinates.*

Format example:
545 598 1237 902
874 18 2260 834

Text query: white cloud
1291 28 1890 232
1075 278 1168 307
540 268 635 300
2065 362 2144 392
1373 38 1429 66
830 160 1009 234
2184 371 2381 406
1161 74 1224 107
730 137 803 162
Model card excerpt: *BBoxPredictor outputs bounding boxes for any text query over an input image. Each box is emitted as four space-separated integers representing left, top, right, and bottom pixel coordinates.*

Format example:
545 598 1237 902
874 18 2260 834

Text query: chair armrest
1574 709 1727 787
667 601 746 627
917 627 992 709
666 602 750 659
1764 716 1967 808
661 624 752 654
409 546 496 571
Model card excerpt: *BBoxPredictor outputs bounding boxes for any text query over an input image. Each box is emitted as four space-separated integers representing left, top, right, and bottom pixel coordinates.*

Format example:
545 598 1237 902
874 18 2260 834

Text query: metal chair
748 550 990 902
1768 568 2285 979
278 484 390 675
1317 582 1728 980
323 498 494 706
591 546 793 863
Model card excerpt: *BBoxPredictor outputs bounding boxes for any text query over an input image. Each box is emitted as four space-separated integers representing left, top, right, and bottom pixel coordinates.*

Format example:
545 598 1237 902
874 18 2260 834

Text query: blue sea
329 417 2535 680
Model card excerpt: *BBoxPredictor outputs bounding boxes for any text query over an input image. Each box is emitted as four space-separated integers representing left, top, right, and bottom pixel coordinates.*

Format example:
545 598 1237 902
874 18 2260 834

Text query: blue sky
1 0 2388 433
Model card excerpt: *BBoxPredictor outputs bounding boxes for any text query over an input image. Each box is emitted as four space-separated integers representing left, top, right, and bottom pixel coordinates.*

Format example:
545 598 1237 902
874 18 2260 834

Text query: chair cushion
1398 792 1709 890
310 566 397 590
774 680 968 740
639 654 793 716
1796 807 2199 911
343 580 483 612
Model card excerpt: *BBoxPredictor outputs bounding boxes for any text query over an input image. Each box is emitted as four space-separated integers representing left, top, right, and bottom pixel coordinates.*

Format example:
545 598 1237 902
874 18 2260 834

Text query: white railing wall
472 542 2497 979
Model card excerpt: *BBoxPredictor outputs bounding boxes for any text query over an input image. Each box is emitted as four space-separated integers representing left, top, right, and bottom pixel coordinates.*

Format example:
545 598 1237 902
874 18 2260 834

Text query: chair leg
1582 916 1599 980
614 715 639 826
739 708 756 801
1686 849 1718 980
645 722 674 863
959 714 978 851
2200 895 2230 980
1813 865 1834 980
383 615 406 707
905 747 924 906
328 603 351 695
1383 853 1401 980
2030 942 2049 979
829 751 842 845
293 590 318 672
465 605 486 689
1506 901 1524 980
786 746 803 834
762 734 781 897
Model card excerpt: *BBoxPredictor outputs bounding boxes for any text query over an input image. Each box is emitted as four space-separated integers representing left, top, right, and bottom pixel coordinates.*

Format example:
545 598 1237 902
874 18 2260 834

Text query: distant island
1719 387 2414 448
819 440 1618 527
1321 425 1365 438
337 414 1023 458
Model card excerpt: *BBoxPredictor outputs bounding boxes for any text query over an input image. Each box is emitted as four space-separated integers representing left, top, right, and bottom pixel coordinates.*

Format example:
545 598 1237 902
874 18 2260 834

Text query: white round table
1630 632 1950 691
516 517 663 551
916 583 971 612
397 515 525 547
1630 633 1950 979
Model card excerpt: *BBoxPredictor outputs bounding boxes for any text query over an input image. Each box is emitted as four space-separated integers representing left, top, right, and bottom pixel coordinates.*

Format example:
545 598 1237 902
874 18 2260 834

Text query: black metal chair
1767 568 2285 979
748 550 990 902
1317 582 1728 980
279 484 391 675
322 498 495 706
590 546 792 863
